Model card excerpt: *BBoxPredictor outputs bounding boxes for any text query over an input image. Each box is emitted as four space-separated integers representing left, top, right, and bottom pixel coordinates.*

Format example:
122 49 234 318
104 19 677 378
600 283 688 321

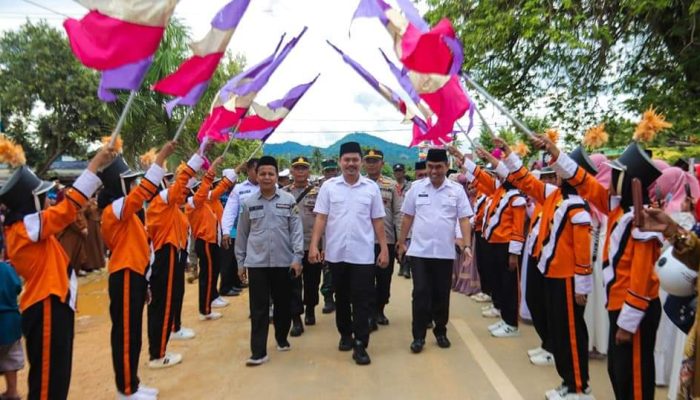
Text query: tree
310 147 323 173
425 0 700 143
0 21 110 174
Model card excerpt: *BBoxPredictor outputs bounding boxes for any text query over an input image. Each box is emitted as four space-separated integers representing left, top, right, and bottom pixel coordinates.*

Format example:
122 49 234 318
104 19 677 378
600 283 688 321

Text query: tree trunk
36 146 64 177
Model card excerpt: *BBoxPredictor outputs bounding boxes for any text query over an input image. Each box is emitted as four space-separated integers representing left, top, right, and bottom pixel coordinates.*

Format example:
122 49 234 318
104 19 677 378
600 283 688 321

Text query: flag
197 30 305 142
153 0 251 115
235 75 319 141
64 0 178 101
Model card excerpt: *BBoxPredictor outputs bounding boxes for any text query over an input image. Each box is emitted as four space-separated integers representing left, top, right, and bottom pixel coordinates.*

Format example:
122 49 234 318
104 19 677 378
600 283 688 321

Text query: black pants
607 299 661 400
525 256 550 352
411 257 453 340
474 234 491 295
320 263 334 301
291 251 324 316
109 269 147 395
147 245 178 360
487 242 519 326
195 239 217 315
248 268 293 358
372 244 396 313
22 295 74 400
171 249 187 333
545 277 589 393
218 241 241 293
482 241 506 310
329 262 375 347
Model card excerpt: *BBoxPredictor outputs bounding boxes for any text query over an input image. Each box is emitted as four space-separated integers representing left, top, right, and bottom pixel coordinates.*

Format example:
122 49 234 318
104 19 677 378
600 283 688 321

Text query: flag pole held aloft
461 73 536 140
172 107 193 141
109 90 137 147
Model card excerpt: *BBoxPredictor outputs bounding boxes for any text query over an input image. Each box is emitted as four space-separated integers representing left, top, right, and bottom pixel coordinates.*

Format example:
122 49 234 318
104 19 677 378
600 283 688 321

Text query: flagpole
221 120 243 157
109 90 137 147
245 140 265 161
472 105 497 139
461 73 536 140
456 122 477 148
172 107 193 141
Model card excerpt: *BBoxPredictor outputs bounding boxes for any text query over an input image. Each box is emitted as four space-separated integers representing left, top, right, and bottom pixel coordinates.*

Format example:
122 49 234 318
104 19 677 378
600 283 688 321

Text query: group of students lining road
1 131 700 400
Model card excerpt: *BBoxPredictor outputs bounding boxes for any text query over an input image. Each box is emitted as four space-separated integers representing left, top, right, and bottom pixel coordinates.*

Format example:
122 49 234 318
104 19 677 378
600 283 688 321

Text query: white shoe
211 297 229 308
545 384 568 400
474 293 492 303
469 293 482 300
481 307 501 318
171 328 195 340
277 342 291 352
491 324 519 337
527 346 545 357
116 389 157 399
530 351 555 366
488 320 505 332
560 392 595 400
199 312 222 321
481 304 493 311
245 355 269 366
138 385 159 396
148 352 182 369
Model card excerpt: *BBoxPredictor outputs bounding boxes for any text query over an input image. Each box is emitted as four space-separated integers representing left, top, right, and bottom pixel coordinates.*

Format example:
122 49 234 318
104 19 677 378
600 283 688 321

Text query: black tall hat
610 141 662 206
97 155 143 198
339 141 362 157
0 165 54 213
569 145 598 176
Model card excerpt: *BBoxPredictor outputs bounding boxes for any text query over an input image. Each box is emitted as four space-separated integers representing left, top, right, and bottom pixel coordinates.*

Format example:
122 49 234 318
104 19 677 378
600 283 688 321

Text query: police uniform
235 156 304 363
313 142 386 364
552 143 663 400
145 154 205 363
401 149 473 350
364 149 402 327
283 156 324 332
2 165 102 400
319 158 339 313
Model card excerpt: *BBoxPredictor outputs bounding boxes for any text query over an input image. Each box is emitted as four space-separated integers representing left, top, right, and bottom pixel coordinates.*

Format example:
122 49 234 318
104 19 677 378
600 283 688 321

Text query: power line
19 0 72 18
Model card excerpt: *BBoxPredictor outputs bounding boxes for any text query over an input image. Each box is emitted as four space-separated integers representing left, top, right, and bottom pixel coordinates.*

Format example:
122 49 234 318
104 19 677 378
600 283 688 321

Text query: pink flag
64 1 178 101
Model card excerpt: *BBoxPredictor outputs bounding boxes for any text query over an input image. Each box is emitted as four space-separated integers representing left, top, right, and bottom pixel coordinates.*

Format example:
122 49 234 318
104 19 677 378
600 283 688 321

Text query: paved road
17 269 669 399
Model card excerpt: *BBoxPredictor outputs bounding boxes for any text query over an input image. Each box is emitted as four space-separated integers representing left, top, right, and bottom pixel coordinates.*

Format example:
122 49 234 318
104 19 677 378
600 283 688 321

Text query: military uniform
319 159 339 313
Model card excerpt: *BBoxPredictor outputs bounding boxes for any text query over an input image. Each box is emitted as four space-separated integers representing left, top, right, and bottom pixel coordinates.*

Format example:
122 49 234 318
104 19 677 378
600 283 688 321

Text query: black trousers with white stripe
147 244 178 360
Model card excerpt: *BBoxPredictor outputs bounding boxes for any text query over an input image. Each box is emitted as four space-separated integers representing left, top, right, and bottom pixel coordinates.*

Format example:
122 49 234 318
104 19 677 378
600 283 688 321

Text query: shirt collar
422 177 449 191
337 175 366 187
257 188 281 200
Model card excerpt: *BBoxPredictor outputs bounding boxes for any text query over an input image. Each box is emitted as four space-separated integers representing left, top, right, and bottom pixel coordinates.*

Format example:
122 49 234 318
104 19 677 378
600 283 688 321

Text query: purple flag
394 0 429 32
379 48 420 104
98 57 152 101
211 0 251 30
350 0 390 28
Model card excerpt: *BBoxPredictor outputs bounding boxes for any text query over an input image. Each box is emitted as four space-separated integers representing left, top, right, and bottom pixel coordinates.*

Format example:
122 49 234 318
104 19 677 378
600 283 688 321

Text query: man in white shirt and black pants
310 141 389 366
397 148 474 353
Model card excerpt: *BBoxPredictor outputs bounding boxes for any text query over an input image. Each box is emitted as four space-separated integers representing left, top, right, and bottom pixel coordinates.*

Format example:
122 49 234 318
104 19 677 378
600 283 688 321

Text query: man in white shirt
309 141 389 366
220 158 260 294
397 149 474 354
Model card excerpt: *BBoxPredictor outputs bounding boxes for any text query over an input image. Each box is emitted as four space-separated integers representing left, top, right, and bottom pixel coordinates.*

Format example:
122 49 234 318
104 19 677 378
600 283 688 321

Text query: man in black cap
393 163 411 198
397 148 474 353
363 149 402 328
414 160 428 180
283 156 324 336
236 156 304 366
309 141 389 365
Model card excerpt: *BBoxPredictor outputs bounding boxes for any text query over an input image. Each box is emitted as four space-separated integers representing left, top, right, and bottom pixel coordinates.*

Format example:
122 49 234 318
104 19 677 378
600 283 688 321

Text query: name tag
416 193 430 205
240 190 251 194
249 205 263 211
276 203 292 209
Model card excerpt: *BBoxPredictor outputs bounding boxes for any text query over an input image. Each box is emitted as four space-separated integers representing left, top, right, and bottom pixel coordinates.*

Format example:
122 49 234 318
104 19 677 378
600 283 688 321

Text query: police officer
363 149 401 328
319 158 339 313
235 156 304 366
310 141 389 366
397 149 474 354
283 156 323 336
393 163 411 199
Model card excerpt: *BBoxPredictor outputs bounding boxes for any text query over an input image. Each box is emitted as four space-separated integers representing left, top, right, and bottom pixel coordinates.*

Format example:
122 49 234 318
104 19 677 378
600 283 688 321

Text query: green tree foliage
0 21 109 174
425 0 700 144
310 147 323 173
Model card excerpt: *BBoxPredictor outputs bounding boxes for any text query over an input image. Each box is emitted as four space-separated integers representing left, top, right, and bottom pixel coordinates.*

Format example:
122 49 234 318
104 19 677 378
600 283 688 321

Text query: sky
0 0 511 150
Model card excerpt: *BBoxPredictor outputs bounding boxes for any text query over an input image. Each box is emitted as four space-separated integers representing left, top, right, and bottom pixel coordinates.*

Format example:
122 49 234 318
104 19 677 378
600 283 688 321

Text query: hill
264 132 418 165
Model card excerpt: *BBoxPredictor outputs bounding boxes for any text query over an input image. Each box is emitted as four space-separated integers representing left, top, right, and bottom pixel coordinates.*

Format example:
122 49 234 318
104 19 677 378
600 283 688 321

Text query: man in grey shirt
236 156 304 366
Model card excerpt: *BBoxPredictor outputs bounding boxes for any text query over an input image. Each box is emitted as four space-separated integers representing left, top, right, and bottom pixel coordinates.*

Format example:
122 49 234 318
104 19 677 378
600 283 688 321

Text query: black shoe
221 289 240 297
338 336 353 351
239 282 249 288
304 308 316 326
352 341 371 365
436 335 451 349
290 317 304 337
426 321 434 329
410 338 425 354
322 299 335 314
376 312 389 326
405 269 411 279
369 317 378 332
397 268 405 277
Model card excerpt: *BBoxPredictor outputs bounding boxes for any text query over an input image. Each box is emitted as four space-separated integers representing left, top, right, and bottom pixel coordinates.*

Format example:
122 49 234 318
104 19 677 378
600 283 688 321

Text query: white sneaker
475 293 492 303
211 297 229 308
199 312 222 321
116 389 157 399
481 304 493 311
530 351 555 366
469 292 483 300
245 355 269 366
171 328 195 340
560 394 595 400
488 320 505 332
481 307 501 318
148 352 182 369
545 384 568 400
138 385 159 396
527 346 545 357
491 324 519 337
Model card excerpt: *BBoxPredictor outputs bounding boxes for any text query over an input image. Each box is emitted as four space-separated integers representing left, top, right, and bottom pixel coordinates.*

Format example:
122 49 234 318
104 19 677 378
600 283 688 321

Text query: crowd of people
0 128 699 400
